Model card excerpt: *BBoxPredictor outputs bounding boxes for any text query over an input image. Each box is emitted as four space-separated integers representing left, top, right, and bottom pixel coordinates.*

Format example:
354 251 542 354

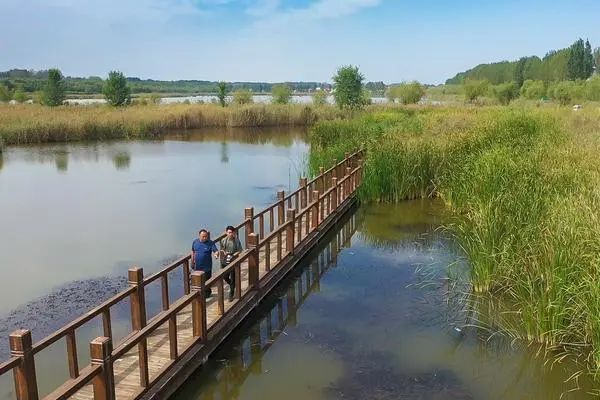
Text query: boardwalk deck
0 151 363 400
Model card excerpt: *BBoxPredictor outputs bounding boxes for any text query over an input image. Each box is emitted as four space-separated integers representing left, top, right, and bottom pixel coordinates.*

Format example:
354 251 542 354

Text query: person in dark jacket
220 225 243 300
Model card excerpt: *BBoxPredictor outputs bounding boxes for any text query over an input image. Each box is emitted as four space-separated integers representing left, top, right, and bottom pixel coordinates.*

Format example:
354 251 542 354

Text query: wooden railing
0 150 363 400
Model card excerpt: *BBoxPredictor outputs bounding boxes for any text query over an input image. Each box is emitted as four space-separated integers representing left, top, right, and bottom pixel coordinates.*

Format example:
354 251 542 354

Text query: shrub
520 80 546 100
42 68 66 106
312 89 328 106
103 71 131 106
492 82 518 105
386 81 425 104
232 89 253 105
272 83 292 104
332 65 365 109
463 79 489 102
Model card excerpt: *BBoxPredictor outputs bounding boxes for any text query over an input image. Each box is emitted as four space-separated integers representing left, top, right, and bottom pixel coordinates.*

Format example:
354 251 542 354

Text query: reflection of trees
54 151 68 172
220 142 229 164
179 212 357 400
168 126 307 148
112 151 131 170
0 150 3 172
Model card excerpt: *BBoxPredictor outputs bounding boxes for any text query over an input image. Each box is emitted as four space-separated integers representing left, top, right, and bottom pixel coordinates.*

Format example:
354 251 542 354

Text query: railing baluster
244 207 254 247
168 315 178 360
331 177 338 211
235 264 242 300
265 237 271 272
248 233 260 289
10 329 39 400
102 309 112 342
183 258 191 295
277 191 285 226
312 190 320 230
90 337 115 400
269 208 274 232
277 231 282 261
191 271 207 341
161 274 169 311
299 177 307 209
218 279 225 315
66 329 79 379
128 267 149 388
259 213 265 239
286 210 295 255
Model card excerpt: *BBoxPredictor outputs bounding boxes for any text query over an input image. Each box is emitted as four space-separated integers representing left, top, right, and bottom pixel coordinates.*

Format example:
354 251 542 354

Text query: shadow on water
173 200 599 400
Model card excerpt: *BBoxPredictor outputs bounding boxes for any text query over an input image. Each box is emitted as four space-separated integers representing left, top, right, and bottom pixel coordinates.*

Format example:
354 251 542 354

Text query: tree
463 79 489 102
514 57 527 88
312 89 328 106
103 71 131 106
492 82 517 105
272 83 292 104
585 75 600 101
386 81 425 104
42 68 65 106
332 65 365 108
594 48 600 74
520 80 546 100
232 89 253 105
13 85 27 103
567 39 588 80
217 81 228 107
584 40 594 78
0 84 11 102
552 81 574 106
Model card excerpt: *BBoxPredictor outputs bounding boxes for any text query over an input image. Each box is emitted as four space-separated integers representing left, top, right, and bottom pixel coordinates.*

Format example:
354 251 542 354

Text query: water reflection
112 151 131 170
54 151 68 172
220 142 229 164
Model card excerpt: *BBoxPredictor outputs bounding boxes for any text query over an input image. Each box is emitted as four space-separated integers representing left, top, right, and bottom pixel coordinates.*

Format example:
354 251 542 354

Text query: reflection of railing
0 150 363 400
198 213 357 399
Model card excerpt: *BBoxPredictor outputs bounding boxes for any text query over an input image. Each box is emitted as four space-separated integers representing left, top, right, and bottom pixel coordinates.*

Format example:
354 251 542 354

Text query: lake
0 129 596 399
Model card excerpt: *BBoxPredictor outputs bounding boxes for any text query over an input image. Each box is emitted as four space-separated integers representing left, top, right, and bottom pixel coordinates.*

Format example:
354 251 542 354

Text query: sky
1 0 599 84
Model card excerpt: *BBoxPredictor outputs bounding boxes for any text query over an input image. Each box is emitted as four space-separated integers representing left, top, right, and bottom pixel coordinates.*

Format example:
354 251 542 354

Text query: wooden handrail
44 365 102 400
143 254 191 285
32 286 136 354
205 250 252 288
258 219 292 246
0 356 20 375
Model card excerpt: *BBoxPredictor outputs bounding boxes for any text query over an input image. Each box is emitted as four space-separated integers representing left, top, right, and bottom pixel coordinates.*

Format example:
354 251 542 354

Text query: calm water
0 131 597 399
174 201 598 400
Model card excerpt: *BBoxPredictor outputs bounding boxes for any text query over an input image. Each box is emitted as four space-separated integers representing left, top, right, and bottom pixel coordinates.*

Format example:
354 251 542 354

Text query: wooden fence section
0 150 363 400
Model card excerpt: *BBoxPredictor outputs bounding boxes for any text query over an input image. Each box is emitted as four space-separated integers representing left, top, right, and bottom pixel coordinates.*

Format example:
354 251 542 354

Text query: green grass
309 104 600 372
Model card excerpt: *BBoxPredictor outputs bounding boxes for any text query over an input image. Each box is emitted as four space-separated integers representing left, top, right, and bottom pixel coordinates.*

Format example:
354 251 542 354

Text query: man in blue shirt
191 229 219 297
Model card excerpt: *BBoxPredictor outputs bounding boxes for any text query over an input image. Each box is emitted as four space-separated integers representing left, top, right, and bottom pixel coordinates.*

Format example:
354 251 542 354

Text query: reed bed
309 105 600 371
0 103 345 145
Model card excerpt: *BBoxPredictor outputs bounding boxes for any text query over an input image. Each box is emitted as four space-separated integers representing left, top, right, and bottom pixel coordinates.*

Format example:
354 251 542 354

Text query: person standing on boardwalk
220 225 243 301
191 229 219 297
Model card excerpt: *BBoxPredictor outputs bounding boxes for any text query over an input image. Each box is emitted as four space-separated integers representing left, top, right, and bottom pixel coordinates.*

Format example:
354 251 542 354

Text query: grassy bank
0 103 345 145
309 105 600 369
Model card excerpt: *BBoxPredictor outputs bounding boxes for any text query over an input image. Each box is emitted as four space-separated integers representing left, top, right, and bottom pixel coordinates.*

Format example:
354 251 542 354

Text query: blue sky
1 0 599 83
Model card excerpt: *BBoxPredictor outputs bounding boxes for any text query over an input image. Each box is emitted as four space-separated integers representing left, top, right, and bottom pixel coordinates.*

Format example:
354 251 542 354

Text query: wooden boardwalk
0 151 363 400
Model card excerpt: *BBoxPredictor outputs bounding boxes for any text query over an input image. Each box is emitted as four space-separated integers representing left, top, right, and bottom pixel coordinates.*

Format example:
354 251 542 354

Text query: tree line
447 38 599 85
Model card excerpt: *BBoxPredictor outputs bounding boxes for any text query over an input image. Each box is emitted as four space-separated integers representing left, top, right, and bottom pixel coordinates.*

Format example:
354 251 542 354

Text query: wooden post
318 167 325 193
102 309 112 342
331 177 338 212
168 315 178 360
90 337 115 400
248 233 260 289
286 210 296 254
191 271 207 341
127 267 148 388
161 275 169 311
9 330 39 400
66 329 79 379
312 190 320 230
299 178 307 209
277 191 285 225
344 152 350 170
183 258 191 295
346 167 352 199
244 207 254 247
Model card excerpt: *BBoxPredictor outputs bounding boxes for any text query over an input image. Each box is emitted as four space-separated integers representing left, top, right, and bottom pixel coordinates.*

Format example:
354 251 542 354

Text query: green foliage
551 81 575 106
594 48 600 74
312 89 328 106
0 84 11 102
217 81 228 107
386 81 425 104
492 82 518 105
271 83 292 104
13 85 27 103
463 79 489 102
585 75 600 101
332 65 365 109
232 89 253 105
567 38 594 80
42 68 65 106
520 80 546 100
102 71 131 106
